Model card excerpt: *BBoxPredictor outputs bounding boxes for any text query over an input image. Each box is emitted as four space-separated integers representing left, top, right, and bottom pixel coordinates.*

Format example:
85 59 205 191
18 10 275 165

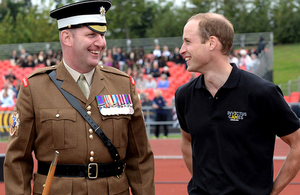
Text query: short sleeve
265 86 300 137
175 86 189 133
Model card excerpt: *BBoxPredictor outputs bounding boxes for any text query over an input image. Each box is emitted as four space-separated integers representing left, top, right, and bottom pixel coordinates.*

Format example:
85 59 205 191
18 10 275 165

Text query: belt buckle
88 163 98 179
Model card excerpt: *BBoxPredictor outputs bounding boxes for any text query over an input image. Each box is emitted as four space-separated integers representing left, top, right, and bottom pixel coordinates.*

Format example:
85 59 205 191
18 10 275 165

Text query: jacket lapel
55 62 87 103
87 66 105 105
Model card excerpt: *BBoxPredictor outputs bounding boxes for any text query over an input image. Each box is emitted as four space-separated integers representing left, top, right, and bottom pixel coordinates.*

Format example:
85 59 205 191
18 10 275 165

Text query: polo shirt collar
195 63 240 89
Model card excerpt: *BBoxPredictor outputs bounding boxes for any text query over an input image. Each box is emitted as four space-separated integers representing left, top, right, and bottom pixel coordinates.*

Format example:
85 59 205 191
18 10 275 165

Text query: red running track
1 138 299 195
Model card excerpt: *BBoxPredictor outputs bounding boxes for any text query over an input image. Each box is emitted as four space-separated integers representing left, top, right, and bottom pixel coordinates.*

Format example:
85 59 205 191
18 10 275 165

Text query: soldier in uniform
4 0 155 194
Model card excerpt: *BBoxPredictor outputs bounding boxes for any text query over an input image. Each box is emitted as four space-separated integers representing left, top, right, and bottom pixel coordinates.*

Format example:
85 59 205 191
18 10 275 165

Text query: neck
204 62 232 97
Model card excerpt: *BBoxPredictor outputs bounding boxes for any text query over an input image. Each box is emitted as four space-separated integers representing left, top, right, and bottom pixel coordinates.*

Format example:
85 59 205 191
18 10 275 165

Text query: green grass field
273 44 300 85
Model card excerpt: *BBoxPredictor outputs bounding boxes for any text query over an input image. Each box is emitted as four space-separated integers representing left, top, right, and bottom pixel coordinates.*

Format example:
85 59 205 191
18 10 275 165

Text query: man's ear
60 30 73 47
208 36 218 51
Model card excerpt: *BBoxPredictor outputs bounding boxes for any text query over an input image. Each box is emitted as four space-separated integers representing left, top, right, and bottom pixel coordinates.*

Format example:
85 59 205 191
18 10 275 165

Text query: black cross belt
38 161 126 179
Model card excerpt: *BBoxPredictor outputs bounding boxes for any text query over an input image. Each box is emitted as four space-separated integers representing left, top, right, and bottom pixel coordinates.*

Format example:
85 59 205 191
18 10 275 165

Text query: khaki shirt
4 62 155 195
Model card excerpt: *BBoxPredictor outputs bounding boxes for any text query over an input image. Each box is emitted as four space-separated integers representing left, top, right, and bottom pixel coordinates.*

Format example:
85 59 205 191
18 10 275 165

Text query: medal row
96 94 134 116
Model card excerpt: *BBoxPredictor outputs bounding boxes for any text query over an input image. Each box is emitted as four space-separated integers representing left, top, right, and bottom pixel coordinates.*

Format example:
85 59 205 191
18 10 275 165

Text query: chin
186 66 194 72
88 60 100 67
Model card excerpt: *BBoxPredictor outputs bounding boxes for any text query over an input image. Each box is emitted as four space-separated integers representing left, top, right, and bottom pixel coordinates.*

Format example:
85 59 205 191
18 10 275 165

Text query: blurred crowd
9 48 62 68
4 44 185 110
4 38 265 114
9 45 185 71
0 68 21 108
229 36 265 73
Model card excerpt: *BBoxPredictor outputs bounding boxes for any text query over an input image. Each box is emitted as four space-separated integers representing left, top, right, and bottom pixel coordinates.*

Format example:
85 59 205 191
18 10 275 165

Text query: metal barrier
2 100 298 139
279 76 300 96
0 107 180 139
142 106 178 136
0 32 273 63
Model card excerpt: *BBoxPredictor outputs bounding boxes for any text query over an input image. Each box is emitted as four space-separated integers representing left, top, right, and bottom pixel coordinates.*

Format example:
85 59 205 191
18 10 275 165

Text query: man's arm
181 129 193 175
124 80 155 195
4 81 35 195
271 128 300 195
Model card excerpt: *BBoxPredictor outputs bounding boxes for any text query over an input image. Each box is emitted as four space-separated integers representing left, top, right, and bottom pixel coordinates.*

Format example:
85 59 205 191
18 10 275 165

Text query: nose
95 34 106 48
180 43 186 56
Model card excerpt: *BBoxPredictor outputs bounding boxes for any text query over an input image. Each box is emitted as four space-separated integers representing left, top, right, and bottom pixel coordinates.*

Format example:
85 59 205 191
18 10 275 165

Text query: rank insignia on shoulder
10 110 20 137
96 94 134 116
129 75 135 86
22 77 29 87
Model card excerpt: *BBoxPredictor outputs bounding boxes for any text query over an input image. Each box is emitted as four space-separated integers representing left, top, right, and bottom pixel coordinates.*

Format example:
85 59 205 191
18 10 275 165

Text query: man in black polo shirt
175 13 300 195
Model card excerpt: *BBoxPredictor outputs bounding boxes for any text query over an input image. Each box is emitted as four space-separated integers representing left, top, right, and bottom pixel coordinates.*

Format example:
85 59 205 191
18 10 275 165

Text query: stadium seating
283 92 300 103
0 60 37 111
5 59 292 108
0 57 193 108
284 96 291 103
290 92 300 103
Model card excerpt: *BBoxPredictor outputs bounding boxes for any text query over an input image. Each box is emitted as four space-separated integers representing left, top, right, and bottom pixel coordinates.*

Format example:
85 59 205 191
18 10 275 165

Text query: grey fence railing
142 106 177 136
0 32 272 60
3 99 298 139
279 76 300 96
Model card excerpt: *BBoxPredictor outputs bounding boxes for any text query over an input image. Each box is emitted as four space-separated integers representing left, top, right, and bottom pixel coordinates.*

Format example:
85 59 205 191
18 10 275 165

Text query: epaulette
98 65 129 78
27 65 57 79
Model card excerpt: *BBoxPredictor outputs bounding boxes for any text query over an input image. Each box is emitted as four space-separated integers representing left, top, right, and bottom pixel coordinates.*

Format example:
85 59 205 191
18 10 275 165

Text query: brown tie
78 74 88 98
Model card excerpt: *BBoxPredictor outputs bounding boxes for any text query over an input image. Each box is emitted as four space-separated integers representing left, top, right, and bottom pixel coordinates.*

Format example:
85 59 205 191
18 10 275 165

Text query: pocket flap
40 109 76 122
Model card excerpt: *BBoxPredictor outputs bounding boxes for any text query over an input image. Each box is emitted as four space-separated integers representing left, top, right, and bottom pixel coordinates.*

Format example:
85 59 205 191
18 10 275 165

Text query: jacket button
87 111 92 115
90 151 94 156
89 129 93 134
89 135 93 140
56 114 59 118
90 157 94 162
86 105 92 110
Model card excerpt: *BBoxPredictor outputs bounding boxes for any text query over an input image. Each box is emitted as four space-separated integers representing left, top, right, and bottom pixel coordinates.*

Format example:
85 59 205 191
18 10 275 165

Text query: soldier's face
72 26 106 72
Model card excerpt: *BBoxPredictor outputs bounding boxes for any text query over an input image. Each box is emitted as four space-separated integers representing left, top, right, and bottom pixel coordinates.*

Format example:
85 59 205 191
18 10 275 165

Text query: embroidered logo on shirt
227 111 247 121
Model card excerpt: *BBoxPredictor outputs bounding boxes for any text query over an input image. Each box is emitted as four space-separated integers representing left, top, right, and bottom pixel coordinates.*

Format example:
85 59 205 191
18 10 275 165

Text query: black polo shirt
175 64 300 195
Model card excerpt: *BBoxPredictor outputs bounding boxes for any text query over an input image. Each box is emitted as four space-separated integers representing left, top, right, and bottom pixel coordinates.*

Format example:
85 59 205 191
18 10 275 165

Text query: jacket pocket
33 173 72 195
102 115 131 147
40 108 77 149
108 172 130 195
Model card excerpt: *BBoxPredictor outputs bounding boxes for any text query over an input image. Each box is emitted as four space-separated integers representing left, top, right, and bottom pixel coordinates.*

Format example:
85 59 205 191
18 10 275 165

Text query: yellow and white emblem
9 111 20 137
100 6 106 16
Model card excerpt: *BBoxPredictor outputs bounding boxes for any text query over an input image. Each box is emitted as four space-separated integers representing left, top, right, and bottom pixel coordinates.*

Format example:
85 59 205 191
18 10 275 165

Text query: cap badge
100 6 106 16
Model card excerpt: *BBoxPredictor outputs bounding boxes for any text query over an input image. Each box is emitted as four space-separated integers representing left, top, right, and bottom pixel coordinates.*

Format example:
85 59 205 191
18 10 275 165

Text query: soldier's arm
124 78 155 195
4 78 35 195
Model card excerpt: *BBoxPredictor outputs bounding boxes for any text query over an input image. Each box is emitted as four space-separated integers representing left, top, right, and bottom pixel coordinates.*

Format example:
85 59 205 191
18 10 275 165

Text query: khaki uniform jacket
4 62 155 195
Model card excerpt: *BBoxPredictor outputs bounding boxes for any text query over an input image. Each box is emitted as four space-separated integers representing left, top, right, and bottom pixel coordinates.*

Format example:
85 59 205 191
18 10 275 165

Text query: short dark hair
188 13 234 56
